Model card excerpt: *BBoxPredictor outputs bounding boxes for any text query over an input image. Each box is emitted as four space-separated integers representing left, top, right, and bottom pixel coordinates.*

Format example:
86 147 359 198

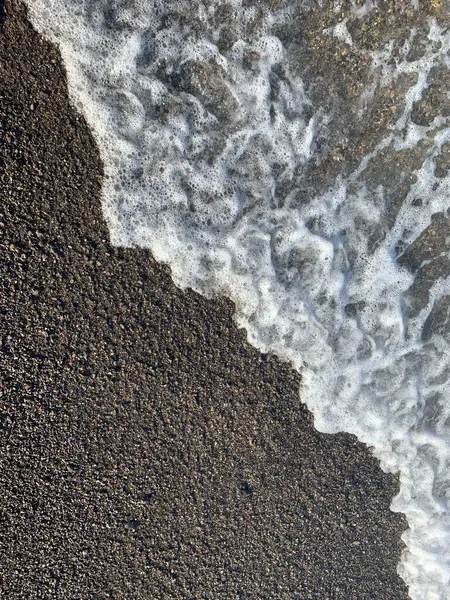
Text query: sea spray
23 0 450 596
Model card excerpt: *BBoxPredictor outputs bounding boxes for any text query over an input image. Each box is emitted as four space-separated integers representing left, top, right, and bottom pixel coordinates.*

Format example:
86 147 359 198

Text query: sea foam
23 0 450 597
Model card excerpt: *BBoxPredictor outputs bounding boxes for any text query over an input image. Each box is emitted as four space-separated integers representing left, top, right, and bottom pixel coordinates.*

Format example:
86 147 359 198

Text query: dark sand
0 2 409 598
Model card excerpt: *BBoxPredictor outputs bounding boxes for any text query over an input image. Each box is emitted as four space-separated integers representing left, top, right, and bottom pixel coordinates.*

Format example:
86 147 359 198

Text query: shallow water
23 1 450 597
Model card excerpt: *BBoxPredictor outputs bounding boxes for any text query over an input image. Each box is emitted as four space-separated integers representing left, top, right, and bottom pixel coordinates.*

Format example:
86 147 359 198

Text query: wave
24 0 450 596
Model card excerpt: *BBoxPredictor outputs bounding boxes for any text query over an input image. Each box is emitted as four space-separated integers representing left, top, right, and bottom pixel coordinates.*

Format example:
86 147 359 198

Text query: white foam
24 1 450 597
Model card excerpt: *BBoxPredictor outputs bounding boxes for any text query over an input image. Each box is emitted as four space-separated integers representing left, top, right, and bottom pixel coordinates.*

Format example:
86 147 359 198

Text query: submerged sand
0 2 409 598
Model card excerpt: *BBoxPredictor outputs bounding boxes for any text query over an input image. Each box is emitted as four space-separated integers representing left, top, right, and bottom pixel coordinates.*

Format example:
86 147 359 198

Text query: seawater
23 0 450 597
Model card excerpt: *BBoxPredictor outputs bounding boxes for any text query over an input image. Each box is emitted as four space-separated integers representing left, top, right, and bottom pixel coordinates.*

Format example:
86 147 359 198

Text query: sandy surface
0 2 409 598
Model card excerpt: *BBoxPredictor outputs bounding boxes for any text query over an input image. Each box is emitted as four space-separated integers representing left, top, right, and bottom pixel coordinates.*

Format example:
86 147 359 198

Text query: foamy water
23 0 450 597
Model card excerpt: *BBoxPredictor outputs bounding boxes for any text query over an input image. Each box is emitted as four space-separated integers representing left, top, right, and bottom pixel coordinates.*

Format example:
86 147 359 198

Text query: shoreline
0 2 410 598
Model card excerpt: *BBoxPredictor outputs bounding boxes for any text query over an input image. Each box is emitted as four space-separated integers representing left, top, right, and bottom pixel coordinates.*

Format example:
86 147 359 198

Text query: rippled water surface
23 1 450 597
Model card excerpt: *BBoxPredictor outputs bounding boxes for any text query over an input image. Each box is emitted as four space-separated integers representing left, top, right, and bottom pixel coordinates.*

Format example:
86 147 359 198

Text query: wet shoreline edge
0 2 409 598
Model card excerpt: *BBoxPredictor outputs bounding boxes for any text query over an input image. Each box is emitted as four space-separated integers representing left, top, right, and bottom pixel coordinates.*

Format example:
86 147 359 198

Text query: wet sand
0 2 409 598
